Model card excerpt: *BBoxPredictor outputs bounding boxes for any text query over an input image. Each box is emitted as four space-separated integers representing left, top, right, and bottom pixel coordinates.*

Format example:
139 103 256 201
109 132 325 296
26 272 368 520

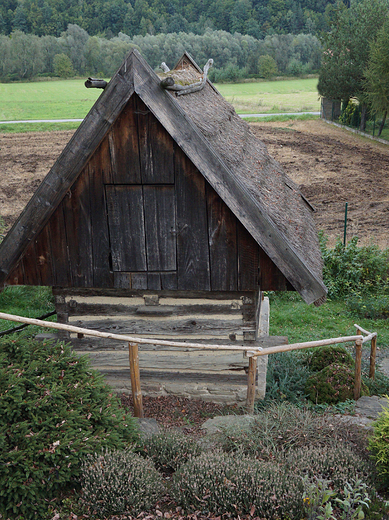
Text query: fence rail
0 312 377 416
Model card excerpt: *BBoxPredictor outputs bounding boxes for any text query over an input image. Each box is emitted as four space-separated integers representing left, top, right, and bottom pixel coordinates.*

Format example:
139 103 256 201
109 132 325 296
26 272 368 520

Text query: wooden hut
0 50 327 403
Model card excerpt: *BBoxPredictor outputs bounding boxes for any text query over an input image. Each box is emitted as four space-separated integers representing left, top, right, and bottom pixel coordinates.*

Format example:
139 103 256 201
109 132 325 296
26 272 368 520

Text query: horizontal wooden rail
251 335 364 357
0 312 262 353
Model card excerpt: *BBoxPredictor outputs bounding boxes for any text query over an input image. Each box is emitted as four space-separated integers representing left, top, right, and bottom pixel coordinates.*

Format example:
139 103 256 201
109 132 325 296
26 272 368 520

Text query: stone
355 395 389 420
201 414 255 435
136 417 160 438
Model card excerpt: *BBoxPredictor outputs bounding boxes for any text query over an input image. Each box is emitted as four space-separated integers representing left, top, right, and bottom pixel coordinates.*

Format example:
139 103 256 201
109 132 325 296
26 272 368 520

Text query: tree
53 52 75 77
318 0 389 130
258 54 278 78
364 16 389 135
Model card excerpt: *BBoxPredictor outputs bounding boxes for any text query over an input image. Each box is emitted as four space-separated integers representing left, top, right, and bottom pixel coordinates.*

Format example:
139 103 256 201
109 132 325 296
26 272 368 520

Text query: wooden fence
0 312 377 416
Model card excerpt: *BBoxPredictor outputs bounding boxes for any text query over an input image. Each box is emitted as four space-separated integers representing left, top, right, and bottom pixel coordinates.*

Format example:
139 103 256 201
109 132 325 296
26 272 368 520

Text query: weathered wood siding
5 93 288 292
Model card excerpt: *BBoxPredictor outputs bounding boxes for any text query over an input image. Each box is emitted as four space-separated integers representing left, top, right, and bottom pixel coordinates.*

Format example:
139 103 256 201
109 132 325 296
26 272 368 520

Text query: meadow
0 77 320 129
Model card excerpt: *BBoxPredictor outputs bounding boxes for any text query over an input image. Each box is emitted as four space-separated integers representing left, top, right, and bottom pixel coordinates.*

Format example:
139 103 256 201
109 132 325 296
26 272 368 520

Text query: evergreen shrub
172 450 304 519
261 350 311 406
80 448 164 517
0 336 139 520
369 397 389 487
308 345 355 372
138 429 202 472
305 363 369 404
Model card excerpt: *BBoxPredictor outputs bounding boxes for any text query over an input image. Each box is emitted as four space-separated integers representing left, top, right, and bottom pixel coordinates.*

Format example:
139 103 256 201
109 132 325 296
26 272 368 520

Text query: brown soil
1 119 389 248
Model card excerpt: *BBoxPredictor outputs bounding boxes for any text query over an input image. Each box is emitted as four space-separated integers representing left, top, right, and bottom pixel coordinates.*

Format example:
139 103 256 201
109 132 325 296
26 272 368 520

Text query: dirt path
1 119 389 248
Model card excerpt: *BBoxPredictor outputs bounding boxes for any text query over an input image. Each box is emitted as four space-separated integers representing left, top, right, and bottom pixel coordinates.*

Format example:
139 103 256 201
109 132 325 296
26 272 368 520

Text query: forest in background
0 26 322 82
1 0 337 40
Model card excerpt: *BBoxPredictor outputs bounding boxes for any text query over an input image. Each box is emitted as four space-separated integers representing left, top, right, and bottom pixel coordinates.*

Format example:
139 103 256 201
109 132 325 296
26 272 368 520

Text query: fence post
354 338 363 400
369 335 377 380
246 355 257 414
128 342 144 418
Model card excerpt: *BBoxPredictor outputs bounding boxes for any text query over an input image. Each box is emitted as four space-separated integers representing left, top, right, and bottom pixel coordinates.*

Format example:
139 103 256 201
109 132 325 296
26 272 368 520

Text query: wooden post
369 335 377 380
246 355 257 414
354 338 362 400
128 342 144 418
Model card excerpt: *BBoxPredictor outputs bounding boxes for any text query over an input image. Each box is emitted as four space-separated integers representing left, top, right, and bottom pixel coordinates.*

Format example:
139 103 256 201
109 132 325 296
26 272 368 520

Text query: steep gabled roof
0 49 326 304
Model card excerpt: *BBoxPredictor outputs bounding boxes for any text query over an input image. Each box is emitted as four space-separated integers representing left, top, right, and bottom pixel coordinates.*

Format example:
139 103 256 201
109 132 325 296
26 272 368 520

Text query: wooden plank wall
53 288 257 341
5 93 289 293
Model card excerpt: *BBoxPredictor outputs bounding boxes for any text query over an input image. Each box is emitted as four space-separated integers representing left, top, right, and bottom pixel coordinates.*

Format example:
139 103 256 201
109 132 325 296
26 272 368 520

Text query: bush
285 444 375 492
346 292 389 319
319 233 389 299
308 345 355 372
369 397 389 487
363 369 389 396
138 429 202 472
305 363 369 404
80 448 164 517
172 450 304 519
261 351 311 406
218 402 345 458
0 337 139 520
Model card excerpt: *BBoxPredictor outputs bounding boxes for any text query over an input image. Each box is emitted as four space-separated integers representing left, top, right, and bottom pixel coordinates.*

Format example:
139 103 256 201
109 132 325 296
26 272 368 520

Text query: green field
216 77 320 114
0 79 102 121
0 77 320 126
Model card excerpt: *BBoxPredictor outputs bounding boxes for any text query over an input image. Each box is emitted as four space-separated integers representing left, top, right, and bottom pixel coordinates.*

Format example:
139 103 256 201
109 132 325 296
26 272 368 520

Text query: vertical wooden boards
106 185 147 272
62 172 94 287
237 221 260 291
175 146 211 291
108 95 141 184
136 96 174 184
258 247 288 291
33 226 55 286
206 183 238 291
48 206 72 287
143 186 176 271
88 143 114 287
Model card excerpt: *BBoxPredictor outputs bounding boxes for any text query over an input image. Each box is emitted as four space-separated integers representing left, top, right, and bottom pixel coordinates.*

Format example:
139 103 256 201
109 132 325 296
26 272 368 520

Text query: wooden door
106 185 176 273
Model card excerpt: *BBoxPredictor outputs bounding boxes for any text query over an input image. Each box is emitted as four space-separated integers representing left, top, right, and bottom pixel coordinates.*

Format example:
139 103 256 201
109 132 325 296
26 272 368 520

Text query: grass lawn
0 79 102 121
0 77 320 128
215 77 320 114
269 293 389 355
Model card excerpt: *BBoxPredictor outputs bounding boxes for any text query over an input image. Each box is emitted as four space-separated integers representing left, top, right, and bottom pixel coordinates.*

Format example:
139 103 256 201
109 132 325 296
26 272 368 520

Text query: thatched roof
0 49 326 304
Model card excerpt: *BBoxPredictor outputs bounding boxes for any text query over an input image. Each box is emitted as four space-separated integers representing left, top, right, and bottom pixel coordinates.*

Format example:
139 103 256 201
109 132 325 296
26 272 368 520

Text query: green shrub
261 350 311 406
172 450 304 519
369 397 389 487
305 363 369 404
285 444 375 492
319 234 389 299
80 448 164 517
0 337 139 520
346 292 389 319
308 346 355 372
218 402 345 458
363 369 389 396
138 429 202 472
